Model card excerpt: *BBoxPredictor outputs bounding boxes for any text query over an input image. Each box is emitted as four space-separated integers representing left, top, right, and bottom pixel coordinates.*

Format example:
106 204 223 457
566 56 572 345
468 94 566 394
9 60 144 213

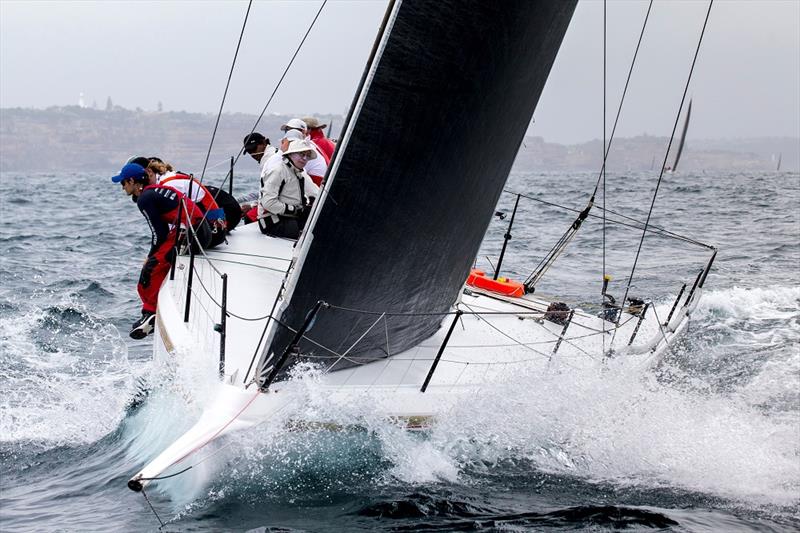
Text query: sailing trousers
137 229 177 314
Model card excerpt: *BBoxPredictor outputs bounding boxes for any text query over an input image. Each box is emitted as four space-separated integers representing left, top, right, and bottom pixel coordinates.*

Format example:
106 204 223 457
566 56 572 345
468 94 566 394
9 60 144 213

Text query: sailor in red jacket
112 163 211 339
302 116 336 161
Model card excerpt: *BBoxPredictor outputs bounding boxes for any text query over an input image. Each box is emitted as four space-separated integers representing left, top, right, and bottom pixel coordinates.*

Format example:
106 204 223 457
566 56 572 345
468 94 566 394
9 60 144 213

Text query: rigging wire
613 0 714 340
236 0 328 170
602 0 607 285
507 190 714 249
198 0 253 187
193 0 327 233
523 0 654 291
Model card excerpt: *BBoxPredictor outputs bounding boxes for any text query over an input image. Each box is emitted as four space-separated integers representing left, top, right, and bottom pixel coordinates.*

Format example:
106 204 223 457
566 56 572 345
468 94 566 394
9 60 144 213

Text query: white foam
696 285 800 322
0 298 144 448
127 285 800 509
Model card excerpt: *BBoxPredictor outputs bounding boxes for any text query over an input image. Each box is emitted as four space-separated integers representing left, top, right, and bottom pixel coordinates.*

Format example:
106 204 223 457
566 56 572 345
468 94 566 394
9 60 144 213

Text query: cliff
0 106 796 173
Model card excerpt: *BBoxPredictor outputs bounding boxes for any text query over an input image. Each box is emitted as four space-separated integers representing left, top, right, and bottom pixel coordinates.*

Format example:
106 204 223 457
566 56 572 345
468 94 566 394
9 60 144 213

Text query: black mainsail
259 0 577 384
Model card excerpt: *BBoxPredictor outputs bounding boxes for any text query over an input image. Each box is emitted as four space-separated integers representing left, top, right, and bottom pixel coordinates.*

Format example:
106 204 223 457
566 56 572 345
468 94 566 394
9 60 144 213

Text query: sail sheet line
591 0 654 197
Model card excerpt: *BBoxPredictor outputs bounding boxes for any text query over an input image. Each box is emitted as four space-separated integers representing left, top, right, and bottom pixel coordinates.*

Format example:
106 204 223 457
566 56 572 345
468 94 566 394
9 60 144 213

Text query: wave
0 299 144 448
357 497 680 530
135 354 799 516
696 285 800 322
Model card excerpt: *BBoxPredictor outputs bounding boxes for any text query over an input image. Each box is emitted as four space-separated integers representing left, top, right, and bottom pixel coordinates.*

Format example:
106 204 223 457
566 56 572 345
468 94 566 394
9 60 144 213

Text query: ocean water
0 169 798 532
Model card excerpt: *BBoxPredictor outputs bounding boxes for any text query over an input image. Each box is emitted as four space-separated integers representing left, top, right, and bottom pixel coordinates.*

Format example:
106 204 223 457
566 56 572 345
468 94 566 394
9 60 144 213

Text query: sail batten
260 0 577 383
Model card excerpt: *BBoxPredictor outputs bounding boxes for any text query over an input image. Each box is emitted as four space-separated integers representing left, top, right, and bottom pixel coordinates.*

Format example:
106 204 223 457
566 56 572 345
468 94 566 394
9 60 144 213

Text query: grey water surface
0 170 798 532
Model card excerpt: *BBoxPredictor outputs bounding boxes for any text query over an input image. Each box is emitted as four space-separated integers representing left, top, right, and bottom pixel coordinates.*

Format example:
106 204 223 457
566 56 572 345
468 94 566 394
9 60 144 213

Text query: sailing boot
129 311 156 339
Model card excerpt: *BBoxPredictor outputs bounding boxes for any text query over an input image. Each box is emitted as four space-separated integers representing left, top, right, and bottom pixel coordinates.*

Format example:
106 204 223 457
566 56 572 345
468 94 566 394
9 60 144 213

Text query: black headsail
258 0 576 385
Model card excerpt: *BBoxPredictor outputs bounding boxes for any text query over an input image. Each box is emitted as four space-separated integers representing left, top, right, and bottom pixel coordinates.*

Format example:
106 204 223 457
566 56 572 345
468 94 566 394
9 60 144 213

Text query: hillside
0 106 796 173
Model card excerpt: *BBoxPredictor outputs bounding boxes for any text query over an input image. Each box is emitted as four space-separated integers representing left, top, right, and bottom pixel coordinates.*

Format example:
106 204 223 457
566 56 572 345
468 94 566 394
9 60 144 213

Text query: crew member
124 157 233 245
302 116 336 161
242 133 276 223
112 163 211 339
279 119 329 186
258 139 320 239
146 160 229 246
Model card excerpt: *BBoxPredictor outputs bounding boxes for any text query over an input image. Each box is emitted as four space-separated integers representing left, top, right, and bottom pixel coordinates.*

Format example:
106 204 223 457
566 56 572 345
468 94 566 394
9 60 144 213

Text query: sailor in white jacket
258 139 320 239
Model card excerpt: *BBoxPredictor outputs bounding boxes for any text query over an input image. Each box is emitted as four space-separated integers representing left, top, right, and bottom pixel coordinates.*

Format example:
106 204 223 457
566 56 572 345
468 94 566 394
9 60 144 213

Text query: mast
257 0 577 385
671 99 692 172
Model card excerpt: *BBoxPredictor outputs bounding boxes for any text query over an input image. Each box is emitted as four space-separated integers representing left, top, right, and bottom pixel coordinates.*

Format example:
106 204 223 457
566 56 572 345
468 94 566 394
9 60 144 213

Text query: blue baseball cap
111 163 147 183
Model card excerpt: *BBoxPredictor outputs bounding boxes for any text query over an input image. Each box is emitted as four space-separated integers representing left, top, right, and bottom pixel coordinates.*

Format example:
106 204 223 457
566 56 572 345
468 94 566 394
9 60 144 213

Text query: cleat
129 312 156 339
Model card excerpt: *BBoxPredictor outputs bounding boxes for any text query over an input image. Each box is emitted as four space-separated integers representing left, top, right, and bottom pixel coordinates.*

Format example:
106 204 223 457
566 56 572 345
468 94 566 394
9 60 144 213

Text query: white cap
280 118 308 132
281 129 305 141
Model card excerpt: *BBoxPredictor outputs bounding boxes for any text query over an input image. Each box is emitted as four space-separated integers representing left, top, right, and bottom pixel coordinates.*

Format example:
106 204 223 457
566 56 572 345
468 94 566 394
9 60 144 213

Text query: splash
0 297 142 448
131 286 799 515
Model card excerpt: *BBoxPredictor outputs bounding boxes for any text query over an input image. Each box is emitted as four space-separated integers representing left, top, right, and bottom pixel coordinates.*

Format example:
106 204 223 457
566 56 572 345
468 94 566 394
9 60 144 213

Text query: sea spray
0 297 138 448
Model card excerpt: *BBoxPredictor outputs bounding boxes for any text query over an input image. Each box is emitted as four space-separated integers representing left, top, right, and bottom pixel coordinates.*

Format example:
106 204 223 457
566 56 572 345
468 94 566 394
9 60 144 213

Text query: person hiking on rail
112 162 212 339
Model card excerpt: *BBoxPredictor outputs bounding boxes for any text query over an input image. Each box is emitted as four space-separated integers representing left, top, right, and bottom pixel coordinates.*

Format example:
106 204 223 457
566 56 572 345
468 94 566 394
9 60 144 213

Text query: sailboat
665 99 692 172
126 0 716 494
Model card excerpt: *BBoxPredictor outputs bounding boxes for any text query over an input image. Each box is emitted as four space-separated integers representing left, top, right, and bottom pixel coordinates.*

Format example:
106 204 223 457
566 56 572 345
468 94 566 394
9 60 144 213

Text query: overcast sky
1 0 798 144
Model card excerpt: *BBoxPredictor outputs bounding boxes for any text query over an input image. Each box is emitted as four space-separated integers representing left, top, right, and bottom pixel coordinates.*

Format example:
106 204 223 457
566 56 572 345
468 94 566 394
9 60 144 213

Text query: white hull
128 223 701 491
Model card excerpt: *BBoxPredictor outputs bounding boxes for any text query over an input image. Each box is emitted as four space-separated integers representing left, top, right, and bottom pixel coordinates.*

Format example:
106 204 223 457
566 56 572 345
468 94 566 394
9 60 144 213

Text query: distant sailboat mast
776 152 782 171
671 98 692 172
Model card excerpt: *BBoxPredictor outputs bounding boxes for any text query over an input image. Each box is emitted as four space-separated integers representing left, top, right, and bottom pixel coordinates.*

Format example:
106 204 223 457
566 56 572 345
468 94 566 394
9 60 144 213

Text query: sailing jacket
259 159 320 223
158 172 226 231
265 146 328 187
309 129 335 161
138 184 204 255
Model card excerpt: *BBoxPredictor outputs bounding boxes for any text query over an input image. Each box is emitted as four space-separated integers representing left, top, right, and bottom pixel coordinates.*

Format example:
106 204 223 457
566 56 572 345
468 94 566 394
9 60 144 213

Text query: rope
141 487 166 529
461 303 552 361
243 270 292 387
615 0 714 339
